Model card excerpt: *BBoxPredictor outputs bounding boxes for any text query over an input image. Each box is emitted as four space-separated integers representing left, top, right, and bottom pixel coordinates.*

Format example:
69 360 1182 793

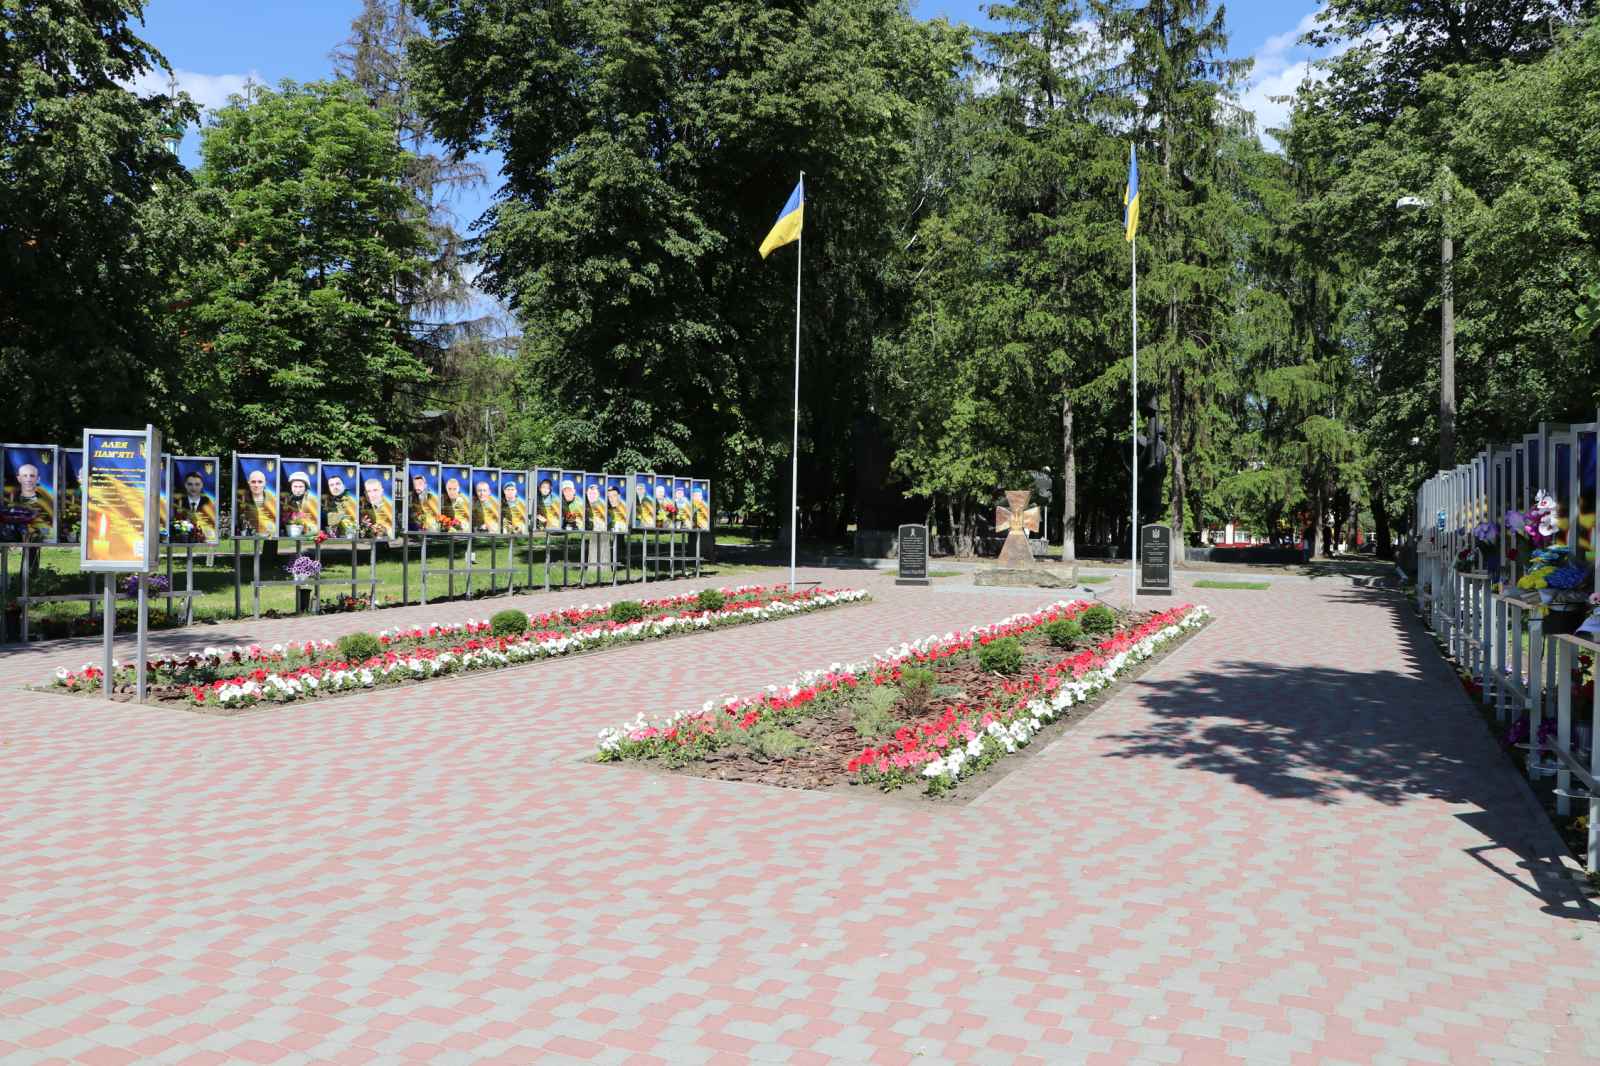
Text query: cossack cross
994 489 1040 568
995 490 1041 536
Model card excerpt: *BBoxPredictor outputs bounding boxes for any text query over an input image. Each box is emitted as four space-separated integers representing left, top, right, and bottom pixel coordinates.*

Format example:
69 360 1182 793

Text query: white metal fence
1413 415 1600 867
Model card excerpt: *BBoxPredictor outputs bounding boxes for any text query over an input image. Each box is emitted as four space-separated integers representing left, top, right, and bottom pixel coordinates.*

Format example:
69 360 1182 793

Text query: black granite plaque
897 523 930 586
1139 523 1173 595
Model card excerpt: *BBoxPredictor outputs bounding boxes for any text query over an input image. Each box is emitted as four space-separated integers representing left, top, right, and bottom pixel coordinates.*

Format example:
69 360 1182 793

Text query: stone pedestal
973 564 1079 589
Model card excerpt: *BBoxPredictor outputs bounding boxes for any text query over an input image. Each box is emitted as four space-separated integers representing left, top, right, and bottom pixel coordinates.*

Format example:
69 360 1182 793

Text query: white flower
966 737 984 758
923 758 946 778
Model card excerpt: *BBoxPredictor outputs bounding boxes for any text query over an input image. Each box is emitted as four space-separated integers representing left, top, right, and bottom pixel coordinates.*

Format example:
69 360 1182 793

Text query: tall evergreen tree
1093 0 1253 542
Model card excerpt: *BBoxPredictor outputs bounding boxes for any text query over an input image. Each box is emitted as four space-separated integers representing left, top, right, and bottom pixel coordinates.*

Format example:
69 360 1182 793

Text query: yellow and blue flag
759 177 804 259
1123 144 1139 242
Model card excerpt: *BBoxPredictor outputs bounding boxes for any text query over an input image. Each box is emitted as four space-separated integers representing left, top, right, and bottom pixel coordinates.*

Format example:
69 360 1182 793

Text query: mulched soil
662 608 1181 802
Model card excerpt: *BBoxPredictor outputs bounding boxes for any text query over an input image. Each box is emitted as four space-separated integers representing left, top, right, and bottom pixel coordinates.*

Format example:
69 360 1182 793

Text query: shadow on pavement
1101 580 1598 922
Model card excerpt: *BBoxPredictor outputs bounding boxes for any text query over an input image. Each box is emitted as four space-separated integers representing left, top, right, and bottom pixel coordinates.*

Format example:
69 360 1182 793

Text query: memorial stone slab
1139 523 1173 596
897 523 930 586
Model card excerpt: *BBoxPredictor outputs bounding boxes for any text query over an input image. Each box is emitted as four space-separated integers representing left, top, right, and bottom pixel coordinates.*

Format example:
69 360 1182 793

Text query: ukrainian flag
760 177 804 258
1124 144 1139 242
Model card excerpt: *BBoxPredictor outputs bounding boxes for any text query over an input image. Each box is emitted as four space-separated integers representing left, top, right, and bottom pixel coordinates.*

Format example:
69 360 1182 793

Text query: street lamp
1396 176 1454 472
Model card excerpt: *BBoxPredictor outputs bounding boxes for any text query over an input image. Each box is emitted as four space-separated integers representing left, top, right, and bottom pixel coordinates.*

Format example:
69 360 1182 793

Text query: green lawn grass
929 569 962 578
1193 579 1270 590
1077 574 1112 585
3 535 767 633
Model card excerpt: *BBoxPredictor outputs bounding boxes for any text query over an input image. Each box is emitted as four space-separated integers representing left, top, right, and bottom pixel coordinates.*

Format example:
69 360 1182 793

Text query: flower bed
596 599 1211 796
47 585 869 710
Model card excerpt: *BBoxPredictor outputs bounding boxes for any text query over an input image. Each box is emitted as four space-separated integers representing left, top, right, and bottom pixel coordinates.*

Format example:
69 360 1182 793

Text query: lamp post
1397 174 1454 471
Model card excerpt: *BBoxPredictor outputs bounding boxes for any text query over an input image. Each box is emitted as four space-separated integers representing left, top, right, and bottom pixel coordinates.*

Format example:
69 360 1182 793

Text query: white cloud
125 67 264 114
1239 11 1327 151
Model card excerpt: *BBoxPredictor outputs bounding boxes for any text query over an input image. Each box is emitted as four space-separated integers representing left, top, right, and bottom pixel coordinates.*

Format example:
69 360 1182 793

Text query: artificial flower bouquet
1506 491 1559 550
1471 521 1501 574
1544 562 1593 605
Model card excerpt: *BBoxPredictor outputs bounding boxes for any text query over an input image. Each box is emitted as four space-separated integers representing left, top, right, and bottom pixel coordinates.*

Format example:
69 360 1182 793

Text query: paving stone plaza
4 568 1600 1064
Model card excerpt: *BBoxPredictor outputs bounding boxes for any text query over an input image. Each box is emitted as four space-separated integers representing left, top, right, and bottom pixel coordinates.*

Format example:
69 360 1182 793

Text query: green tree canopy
178 79 434 459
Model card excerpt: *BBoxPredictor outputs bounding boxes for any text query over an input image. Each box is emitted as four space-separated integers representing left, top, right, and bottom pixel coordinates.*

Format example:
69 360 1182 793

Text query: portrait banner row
1 441 711 546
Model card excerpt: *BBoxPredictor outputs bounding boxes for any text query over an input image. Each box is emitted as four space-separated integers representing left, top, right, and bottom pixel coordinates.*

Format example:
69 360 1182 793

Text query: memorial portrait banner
170 456 221 545
323 462 361 538
232 454 279 539
358 466 397 540
405 461 441 533
500 470 529 535
2 443 59 544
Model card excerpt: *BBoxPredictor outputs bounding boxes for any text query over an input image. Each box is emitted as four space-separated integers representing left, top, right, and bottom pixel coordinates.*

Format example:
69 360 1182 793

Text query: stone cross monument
993 489 1041 568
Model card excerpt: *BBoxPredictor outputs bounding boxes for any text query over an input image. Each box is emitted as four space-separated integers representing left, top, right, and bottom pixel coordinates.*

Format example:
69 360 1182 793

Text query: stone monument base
972 564 1080 589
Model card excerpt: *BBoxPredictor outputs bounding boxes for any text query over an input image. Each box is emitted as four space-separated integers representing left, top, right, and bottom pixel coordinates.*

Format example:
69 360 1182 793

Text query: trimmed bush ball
1079 604 1116 636
490 609 529 637
336 631 382 663
696 588 726 612
977 636 1025 675
608 600 646 623
1042 617 1082 648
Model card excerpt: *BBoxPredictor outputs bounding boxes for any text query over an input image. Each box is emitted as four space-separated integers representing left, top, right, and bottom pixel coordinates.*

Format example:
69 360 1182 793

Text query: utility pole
1439 181 1454 471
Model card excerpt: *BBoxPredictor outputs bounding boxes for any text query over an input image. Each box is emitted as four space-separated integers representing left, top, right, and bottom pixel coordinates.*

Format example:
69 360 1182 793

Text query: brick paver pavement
4 568 1600 1065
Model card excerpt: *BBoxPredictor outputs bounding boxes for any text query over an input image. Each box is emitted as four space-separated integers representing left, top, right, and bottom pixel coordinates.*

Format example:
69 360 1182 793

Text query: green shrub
336 631 383 663
739 720 805 759
899 665 937 713
1042 618 1082 648
490 609 529 636
977 636 1024 675
696 588 727 612
608 600 646 623
1078 605 1116 636
851 685 903 740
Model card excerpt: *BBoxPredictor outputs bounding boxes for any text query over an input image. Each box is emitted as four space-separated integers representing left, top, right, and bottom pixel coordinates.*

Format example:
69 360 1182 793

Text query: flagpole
789 172 804 592
1130 234 1138 605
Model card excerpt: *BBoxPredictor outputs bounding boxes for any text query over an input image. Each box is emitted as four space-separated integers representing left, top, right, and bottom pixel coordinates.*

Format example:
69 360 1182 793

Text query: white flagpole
1130 233 1138 605
789 173 804 592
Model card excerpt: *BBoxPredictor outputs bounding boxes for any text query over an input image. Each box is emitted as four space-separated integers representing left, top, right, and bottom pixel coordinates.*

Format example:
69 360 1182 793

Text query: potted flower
285 554 322 613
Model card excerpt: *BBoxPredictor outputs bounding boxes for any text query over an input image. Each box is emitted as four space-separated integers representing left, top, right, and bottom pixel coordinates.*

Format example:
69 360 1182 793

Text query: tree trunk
1311 489 1326 559
1061 389 1076 562
1167 368 1186 541
1373 489 1394 560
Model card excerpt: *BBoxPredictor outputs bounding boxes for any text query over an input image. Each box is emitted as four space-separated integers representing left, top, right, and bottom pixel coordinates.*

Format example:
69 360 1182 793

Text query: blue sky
129 0 1330 302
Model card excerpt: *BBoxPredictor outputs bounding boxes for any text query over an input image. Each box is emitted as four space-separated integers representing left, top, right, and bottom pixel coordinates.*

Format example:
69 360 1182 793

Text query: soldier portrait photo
501 472 528 534
584 475 606 531
323 463 359 538
233 455 278 538
691 480 711 531
472 468 501 533
170 457 220 544
279 460 321 537
561 472 584 530
673 479 692 530
536 469 560 530
653 477 672 529
405 462 440 533
359 466 397 540
442 466 472 532
606 477 629 533
2 445 58 544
